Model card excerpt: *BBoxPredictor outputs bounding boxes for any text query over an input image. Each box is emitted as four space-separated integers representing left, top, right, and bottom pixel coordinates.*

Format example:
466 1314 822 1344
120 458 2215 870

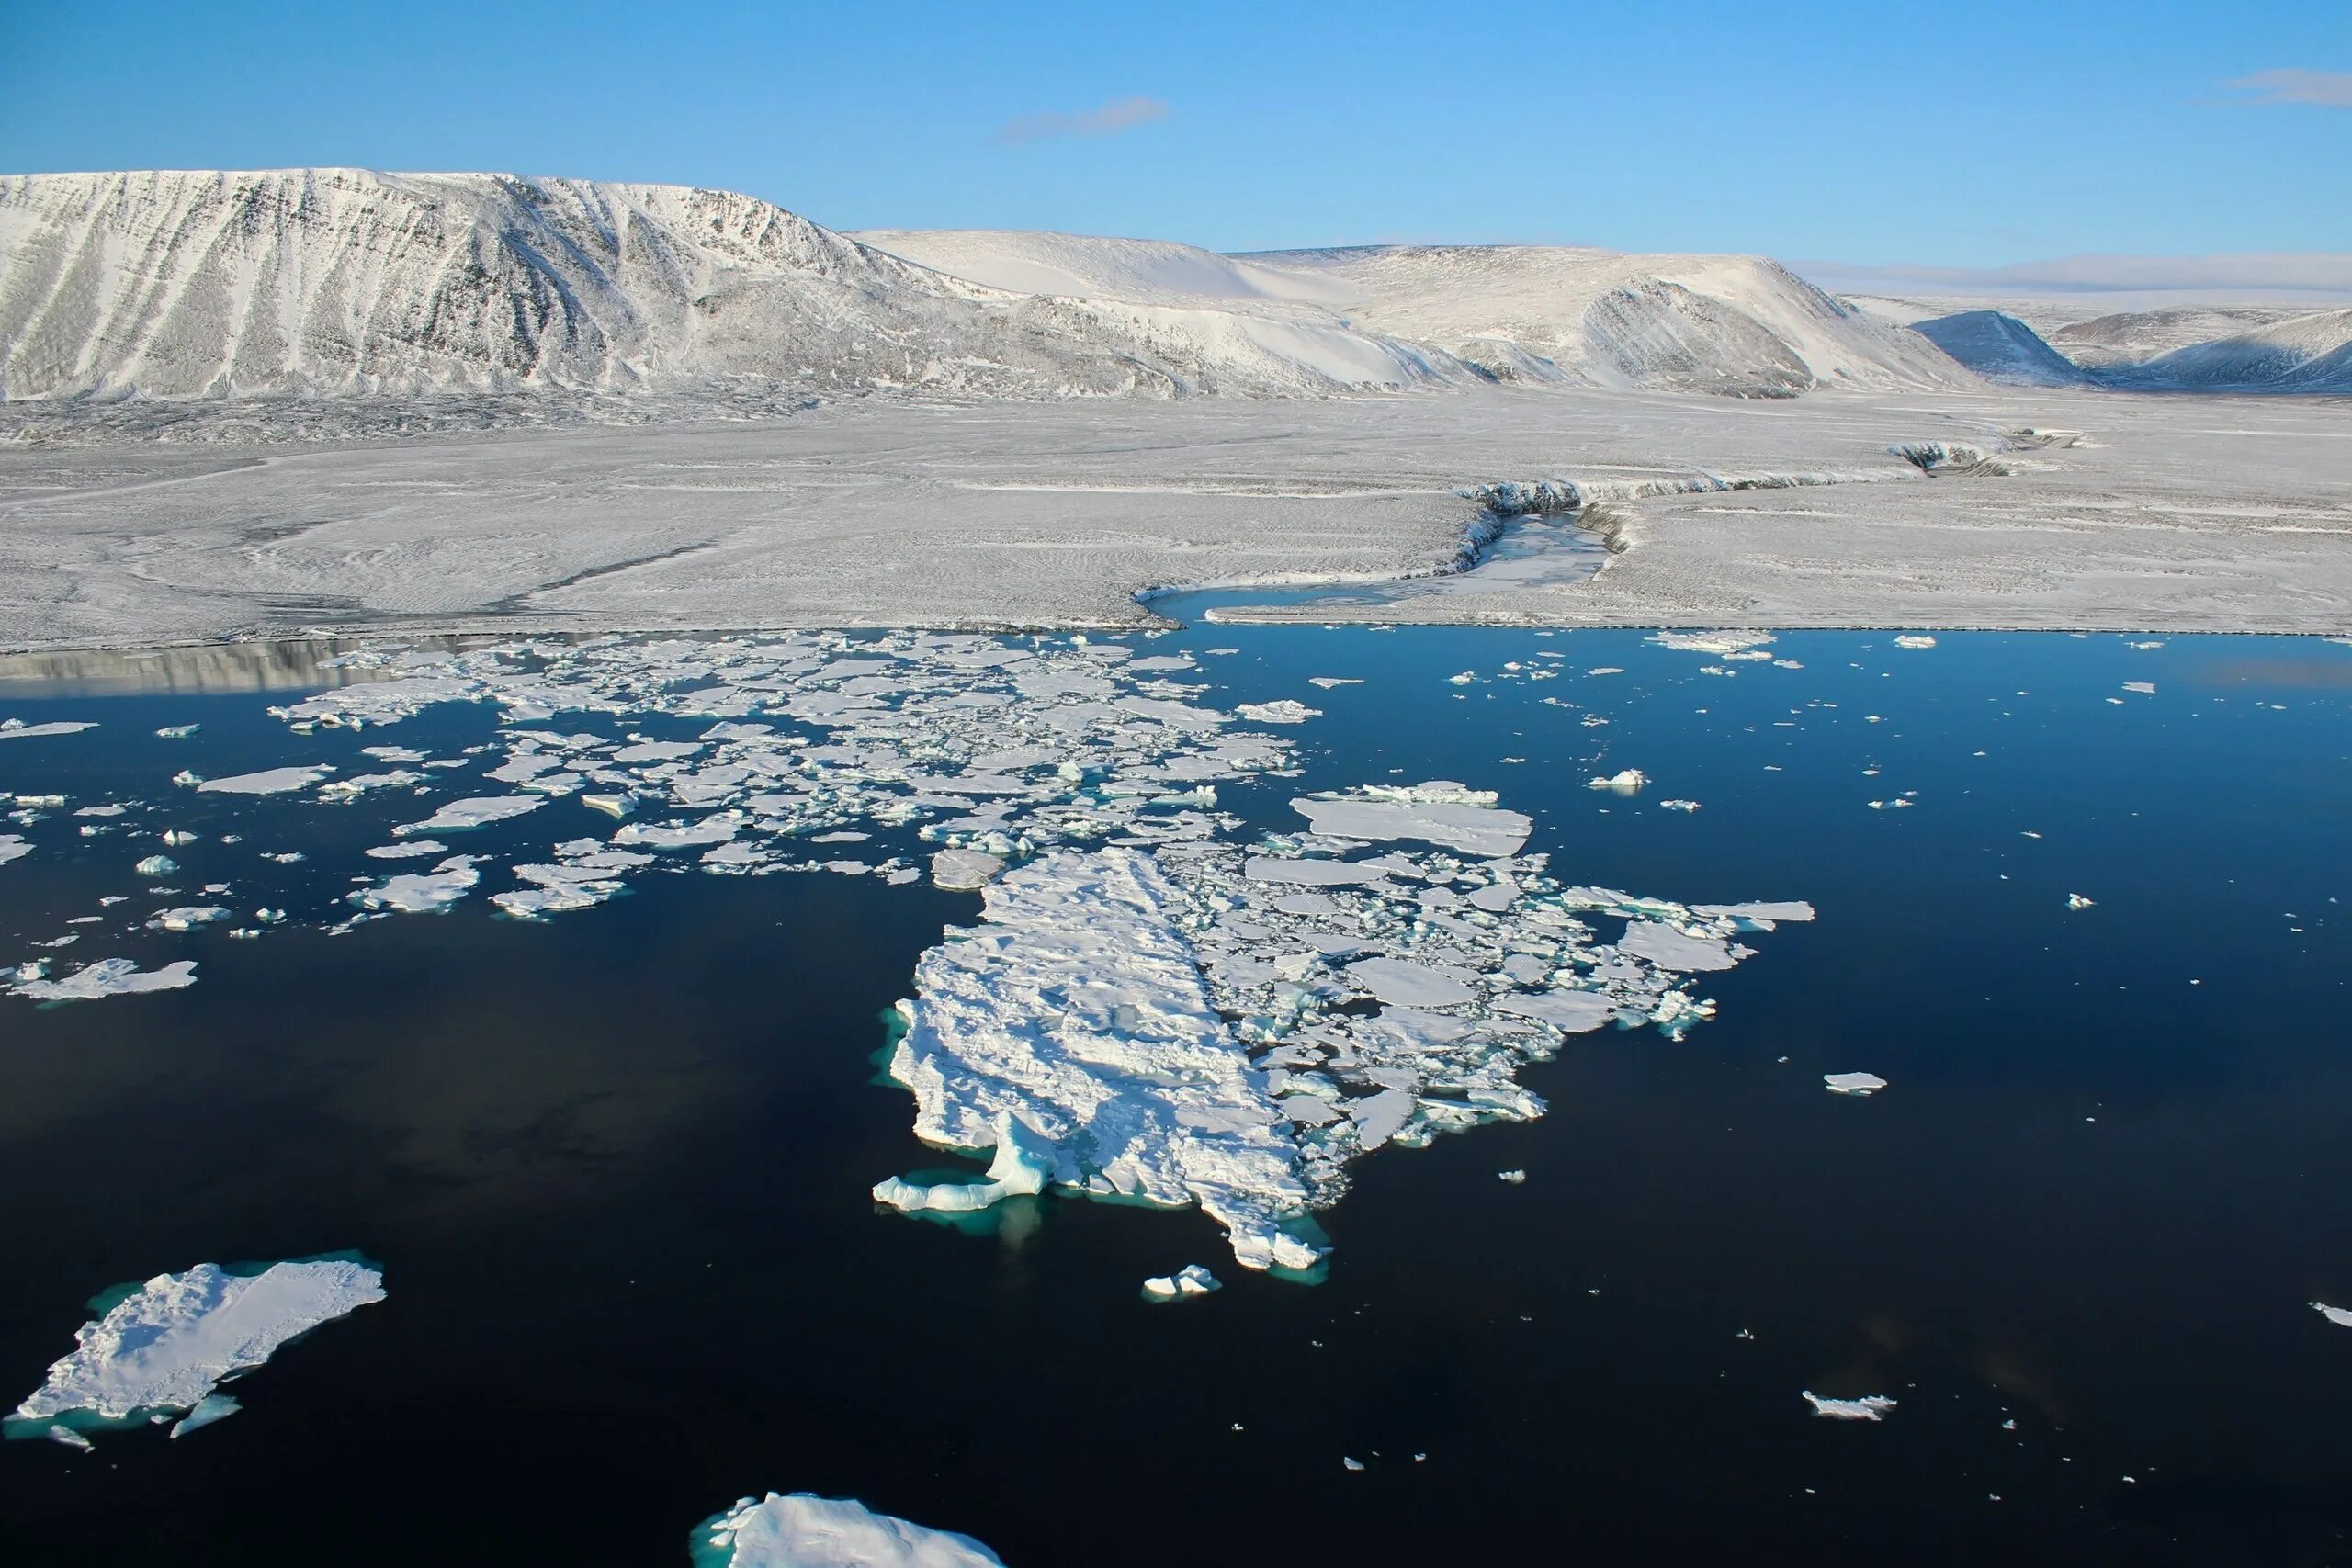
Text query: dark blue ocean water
1 627 2348 1565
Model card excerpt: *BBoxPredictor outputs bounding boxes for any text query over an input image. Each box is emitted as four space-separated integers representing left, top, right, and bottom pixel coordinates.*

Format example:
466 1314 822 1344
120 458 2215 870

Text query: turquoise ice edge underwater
1 624 2349 1565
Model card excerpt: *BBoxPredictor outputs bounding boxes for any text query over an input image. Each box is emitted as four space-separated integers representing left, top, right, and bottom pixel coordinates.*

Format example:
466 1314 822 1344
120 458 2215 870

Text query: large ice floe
694 1493 1003 1568
877 778 1809 1273
7 1256 384 1445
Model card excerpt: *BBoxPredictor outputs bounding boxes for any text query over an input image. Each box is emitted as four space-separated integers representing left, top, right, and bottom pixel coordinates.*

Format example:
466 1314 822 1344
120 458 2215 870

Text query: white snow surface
11 1258 383 1427
698 1493 1002 1568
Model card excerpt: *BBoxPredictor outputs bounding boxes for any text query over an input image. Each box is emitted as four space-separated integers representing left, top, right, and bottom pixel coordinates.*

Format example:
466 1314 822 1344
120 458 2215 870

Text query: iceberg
8 1258 383 1440
695 1494 1002 1568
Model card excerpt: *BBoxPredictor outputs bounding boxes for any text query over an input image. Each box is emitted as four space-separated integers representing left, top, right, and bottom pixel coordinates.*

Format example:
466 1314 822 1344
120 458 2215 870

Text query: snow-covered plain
3 388 2347 647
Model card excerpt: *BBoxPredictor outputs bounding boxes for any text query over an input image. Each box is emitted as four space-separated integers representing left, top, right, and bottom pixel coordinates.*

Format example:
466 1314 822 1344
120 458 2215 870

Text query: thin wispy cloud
2222 68 2352 107
995 95 1170 147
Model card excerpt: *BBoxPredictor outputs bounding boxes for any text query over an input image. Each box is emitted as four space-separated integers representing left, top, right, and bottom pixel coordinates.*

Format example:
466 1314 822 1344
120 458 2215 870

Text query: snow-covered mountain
2045 306 2324 369
0 170 1478 402
1910 311 2097 387
0 171 1977 410
2100 310 2352 394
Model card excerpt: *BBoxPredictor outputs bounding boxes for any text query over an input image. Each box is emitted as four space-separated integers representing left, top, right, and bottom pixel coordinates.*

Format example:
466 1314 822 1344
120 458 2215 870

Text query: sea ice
197 765 335 795
352 856 481 914
394 795 545 835
8 1258 383 1438
0 719 98 739
1824 1072 1888 1095
1234 700 1322 724
1291 785 1532 856
879 848 1317 1272
11 958 198 1002
0 835 27 866
1142 1264 1221 1302
695 1493 1003 1568
1804 1392 1897 1420
2312 1302 2352 1328
929 848 1005 891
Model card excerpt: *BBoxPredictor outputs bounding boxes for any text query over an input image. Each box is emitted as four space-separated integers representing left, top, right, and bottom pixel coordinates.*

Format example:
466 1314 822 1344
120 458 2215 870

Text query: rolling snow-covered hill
2101 310 2352 394
1240 244 1973 395
1910 311 2097 387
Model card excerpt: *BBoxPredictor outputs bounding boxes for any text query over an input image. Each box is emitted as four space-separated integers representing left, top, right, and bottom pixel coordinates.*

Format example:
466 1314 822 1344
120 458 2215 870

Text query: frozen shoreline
2 388 2347 650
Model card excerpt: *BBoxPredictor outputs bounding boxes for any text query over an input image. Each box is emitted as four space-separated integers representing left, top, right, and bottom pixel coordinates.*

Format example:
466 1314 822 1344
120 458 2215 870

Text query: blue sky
2 0 2346 264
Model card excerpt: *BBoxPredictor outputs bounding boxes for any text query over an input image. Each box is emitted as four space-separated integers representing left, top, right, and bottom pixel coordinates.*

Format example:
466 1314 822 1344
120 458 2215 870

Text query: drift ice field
0 120 2349 1566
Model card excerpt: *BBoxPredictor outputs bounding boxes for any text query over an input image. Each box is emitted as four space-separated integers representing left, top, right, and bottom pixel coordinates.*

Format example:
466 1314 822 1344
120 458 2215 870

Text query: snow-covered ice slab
196 765 334 795
7 1257 383 1441
880 848 1318 1272
0 719 98 739
11 957 198 1002
394 795 544 835
1291 783 1532 856
695 1493 1003 1568
1824 1072 1887 1096
352 856 481 913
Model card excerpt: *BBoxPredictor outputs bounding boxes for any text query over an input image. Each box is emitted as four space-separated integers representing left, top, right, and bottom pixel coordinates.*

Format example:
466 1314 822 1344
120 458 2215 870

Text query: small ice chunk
168 1393 242 1438
1141 1264 1221 1303
1342 1456 1368 1471
9 1258 383 1436
1586 770 1648 794
2066 893 2096 910
2123 682 2155 694
581 793 636 818
1498 1169 1527 1184
1306 677 1363 689
1825 1072 1887 1096
1804 1392 1897 1420
154 724 201 739
1234 700 1321 724
1348 955 1475 1008
1658 799 1701 812
2312 1302 2352 1328
695 1494 1002 1568
134 854 178 876
12 958 198 1002
0 834 29 866
1892 635 1937 649
198 765 335 795
146 905 229 932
